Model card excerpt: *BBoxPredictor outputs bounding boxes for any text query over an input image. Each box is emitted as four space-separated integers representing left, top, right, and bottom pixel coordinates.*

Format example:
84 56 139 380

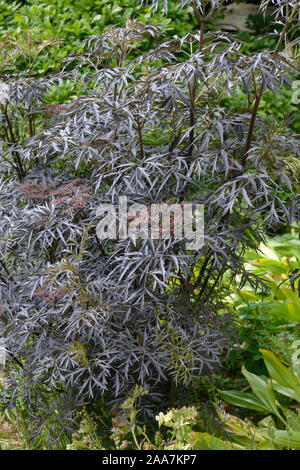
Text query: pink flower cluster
34 286 68 305
0 301 6 316
18 179 92 214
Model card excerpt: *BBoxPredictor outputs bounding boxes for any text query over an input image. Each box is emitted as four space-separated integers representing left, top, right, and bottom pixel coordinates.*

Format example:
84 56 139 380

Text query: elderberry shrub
0 0 299 447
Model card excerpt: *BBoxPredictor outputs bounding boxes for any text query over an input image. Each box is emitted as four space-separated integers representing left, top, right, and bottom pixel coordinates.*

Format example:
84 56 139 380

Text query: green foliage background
1 0 299 129
0 0 299 451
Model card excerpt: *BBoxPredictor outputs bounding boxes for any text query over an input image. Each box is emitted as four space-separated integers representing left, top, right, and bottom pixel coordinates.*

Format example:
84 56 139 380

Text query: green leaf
260 349 300 402
252 258 287 275
272 382 300 402
241 366 284 422
219 390 271 413
192 432 232 450
273 430 300 449
286 410 300 432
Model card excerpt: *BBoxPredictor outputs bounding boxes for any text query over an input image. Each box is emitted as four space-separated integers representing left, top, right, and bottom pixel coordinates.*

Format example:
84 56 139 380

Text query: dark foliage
0 0 299 447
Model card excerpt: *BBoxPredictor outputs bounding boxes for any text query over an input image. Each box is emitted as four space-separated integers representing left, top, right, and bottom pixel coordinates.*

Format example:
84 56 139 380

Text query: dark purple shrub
0 0 299 447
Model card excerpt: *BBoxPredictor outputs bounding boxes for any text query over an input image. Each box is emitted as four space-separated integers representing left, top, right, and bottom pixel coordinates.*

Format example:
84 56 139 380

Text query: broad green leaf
219 412 266 441
257 415 275 428
267 280 287 300
252 259 287 275
272 382 300 402
219 390 270 413
286 410 300 432
273 430 300 450
192 432 236 450
217 412 275 449
266 300 298 322
237 290 261 302
241 366 284 422
281 287 300 304
260 349 300 402
258 243 279 261
287 303 300 322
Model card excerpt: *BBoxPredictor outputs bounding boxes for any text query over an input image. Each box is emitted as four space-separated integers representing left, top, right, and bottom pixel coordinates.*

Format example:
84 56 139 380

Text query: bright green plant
222 229 300 376
0 0 299 449
218 347 300 449
0 0 201 75
201 408 300 450
66 409 103 450
155 406 199 450
221 348 300 417
191 345 300 450
228 228 300 324
0 407 23 450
